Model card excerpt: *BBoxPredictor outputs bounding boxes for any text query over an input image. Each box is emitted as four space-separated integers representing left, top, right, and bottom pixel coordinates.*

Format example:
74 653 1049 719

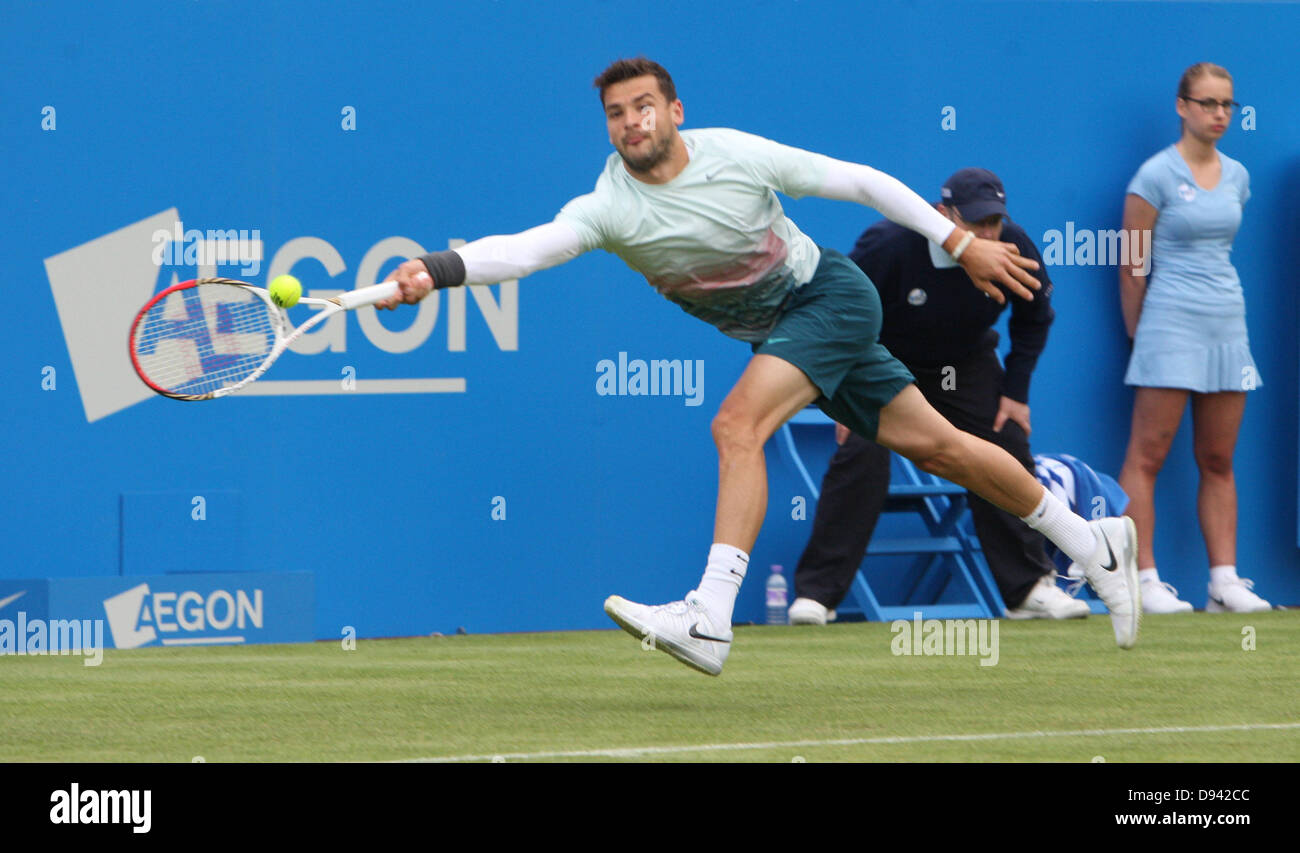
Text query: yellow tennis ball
268 275 302 308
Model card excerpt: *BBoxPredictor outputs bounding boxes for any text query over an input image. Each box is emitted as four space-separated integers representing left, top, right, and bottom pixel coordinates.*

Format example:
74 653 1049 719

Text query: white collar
927 238 960 269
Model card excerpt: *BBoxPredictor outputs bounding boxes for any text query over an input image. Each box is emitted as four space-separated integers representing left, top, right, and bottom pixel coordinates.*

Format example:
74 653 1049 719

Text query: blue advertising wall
3 0 1297 639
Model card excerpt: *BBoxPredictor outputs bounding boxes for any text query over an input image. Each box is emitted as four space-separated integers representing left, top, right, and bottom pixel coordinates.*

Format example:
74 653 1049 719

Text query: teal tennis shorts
753 248 913 440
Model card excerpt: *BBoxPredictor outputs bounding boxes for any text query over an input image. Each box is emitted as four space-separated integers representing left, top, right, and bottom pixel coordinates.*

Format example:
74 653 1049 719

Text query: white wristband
950 230 974 261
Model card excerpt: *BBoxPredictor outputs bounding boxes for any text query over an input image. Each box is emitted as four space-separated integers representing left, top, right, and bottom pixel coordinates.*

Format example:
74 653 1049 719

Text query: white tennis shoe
604 592 732 676
1005 573 1090 620
1077 517 1141 649
788 597 837 625
1140 578 1194 614
1207 577 1272 613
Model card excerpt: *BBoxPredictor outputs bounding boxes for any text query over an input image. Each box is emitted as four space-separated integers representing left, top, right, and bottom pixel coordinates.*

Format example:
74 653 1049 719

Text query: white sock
695 543 748 625
1210 564 1239 586
1139 567 1160 584
1020 487 1099 567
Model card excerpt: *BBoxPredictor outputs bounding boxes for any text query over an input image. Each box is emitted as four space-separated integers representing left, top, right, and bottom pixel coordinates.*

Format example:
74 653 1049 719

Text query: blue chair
777 409 1005 621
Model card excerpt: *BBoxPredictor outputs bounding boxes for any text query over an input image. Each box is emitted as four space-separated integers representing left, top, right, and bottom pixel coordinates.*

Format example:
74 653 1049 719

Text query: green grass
1 611 1296 762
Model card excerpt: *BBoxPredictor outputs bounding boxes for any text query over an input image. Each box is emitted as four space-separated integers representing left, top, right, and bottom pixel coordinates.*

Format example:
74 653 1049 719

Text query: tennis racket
129 277 400 401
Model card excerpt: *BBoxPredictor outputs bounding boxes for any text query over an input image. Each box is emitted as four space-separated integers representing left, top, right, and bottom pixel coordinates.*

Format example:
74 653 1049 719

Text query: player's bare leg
875 385 1044 516
604 354 819 675
875 385 1141 647
711 354 822 551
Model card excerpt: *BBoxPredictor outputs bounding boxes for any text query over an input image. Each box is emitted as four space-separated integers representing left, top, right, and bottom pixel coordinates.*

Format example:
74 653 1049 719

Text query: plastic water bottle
766 564 788 625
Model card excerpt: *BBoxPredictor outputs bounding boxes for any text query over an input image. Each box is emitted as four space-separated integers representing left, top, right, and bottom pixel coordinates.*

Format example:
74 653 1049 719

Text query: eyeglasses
1180 96 1240 114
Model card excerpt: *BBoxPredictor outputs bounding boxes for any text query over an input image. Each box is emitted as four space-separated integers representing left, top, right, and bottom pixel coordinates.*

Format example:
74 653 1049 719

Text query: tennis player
381 58 1141 674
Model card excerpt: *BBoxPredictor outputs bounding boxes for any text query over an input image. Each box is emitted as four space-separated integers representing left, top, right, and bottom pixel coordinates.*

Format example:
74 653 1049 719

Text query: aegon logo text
45 211 516 421
253 235 516 356
103 583 263 649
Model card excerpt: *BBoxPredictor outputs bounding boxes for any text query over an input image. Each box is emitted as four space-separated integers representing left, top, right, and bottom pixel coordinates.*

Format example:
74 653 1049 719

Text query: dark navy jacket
849 218 1054 402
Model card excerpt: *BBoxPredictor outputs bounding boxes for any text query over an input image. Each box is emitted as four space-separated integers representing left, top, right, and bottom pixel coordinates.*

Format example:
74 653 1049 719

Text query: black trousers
793 341 1053 611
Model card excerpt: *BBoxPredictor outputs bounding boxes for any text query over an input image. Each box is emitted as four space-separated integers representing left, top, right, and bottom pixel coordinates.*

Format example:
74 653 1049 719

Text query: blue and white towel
1033 453 1130 574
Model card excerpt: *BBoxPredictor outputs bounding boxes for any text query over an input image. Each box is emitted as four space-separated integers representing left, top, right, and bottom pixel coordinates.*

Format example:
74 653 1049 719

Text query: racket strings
132 283 278 395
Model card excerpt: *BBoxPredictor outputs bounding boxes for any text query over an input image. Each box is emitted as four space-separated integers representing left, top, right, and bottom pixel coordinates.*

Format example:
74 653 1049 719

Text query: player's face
602 75 683 173
1177 75 1234 144
946 206 1004 241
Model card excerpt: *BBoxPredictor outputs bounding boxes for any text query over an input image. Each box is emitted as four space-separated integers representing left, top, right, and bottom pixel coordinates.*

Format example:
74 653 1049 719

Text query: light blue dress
1124 145 1260 392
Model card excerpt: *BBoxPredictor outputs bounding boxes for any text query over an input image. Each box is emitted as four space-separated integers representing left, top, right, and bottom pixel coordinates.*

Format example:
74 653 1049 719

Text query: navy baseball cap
940 168 1008 221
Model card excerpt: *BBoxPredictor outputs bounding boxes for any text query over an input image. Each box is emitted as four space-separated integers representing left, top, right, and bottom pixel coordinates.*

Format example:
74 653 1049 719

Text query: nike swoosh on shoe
1099 532 1118 572
688 623 731 643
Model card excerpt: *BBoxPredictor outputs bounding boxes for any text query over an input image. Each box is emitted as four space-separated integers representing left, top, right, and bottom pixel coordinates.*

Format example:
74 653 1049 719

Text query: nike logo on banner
1099 533 1118 572
0 591 27 610
688 623 731 643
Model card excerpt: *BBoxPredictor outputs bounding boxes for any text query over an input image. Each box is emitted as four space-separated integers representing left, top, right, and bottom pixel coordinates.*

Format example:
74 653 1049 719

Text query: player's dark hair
593 57 677 106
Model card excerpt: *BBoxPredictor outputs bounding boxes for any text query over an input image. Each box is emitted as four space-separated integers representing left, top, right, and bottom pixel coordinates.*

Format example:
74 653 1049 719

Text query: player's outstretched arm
378 221 584 309
817 158 1040 304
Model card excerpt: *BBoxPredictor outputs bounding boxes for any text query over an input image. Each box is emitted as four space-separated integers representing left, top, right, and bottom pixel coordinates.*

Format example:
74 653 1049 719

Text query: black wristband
418 250 467 289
